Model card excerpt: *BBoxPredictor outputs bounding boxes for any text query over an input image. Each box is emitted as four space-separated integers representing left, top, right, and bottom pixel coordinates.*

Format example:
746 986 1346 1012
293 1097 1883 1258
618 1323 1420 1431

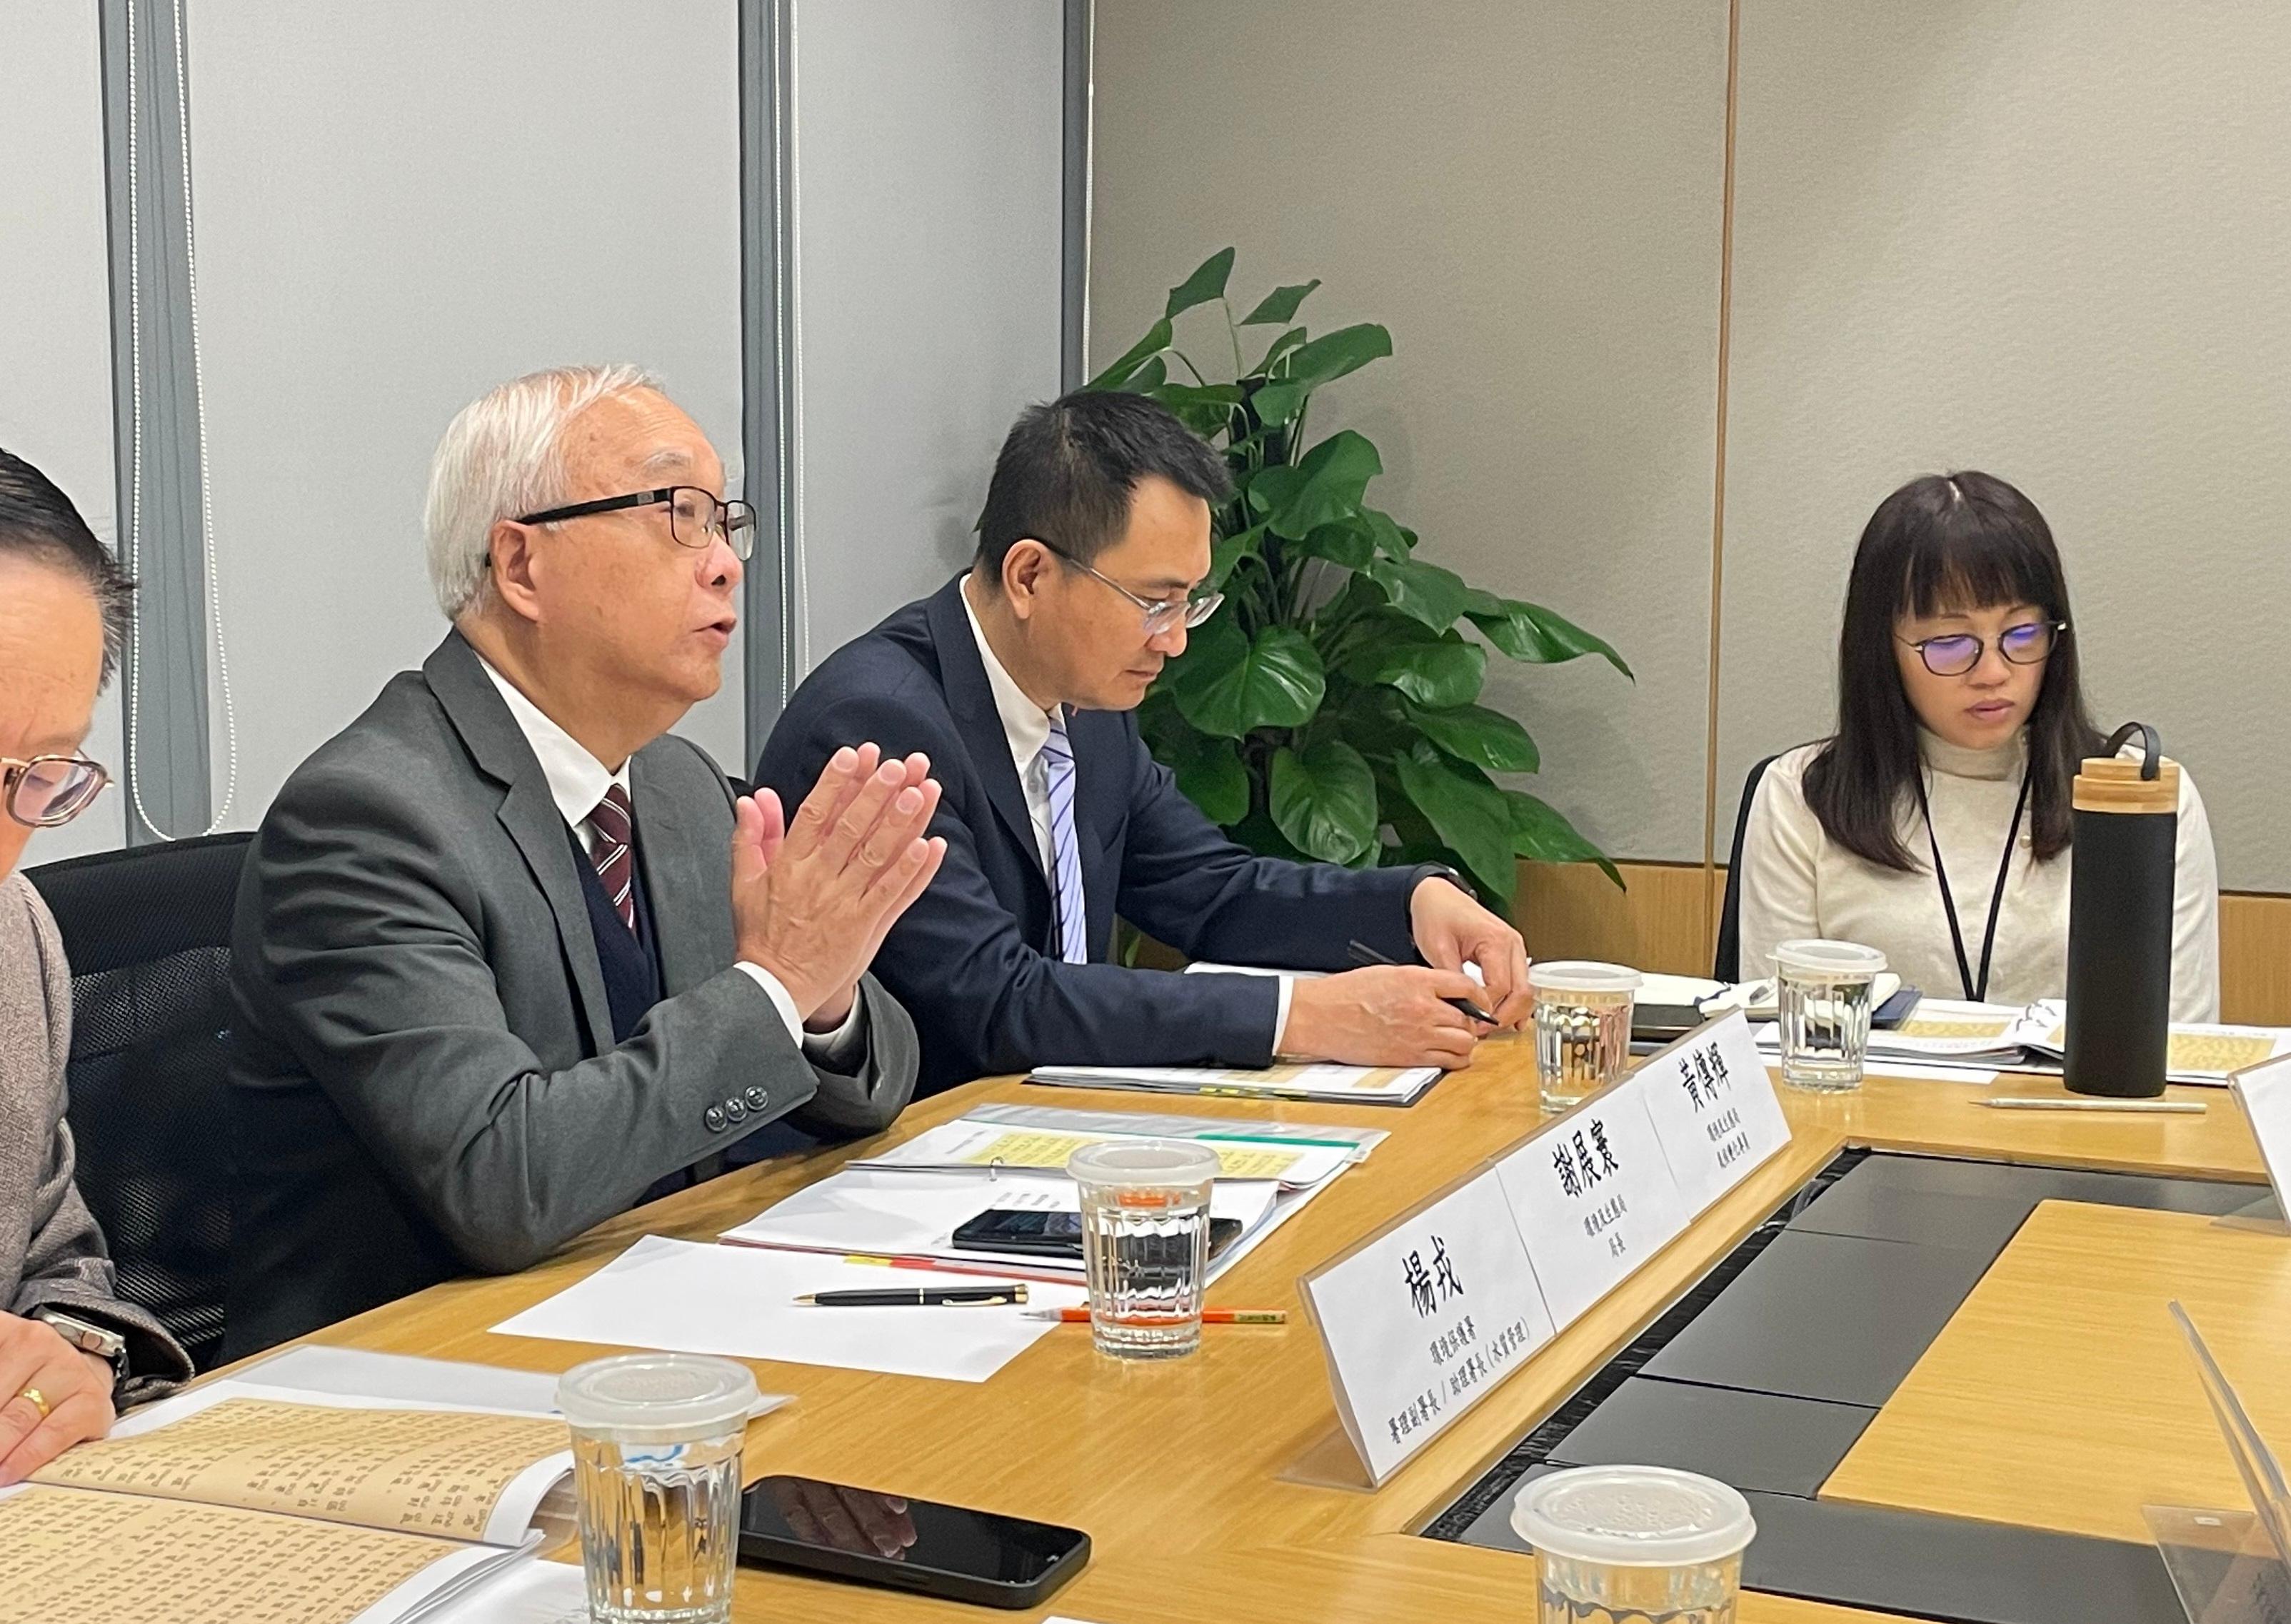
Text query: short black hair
0 447 134 685
974 390 1231 582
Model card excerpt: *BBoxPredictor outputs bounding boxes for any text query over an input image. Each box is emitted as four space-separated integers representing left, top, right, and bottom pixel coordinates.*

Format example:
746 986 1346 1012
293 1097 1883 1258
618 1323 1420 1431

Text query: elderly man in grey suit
227 366 944 1356
0 449 192 1483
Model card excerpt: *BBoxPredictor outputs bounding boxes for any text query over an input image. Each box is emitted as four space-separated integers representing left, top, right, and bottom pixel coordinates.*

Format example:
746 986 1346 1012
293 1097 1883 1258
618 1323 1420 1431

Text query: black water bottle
2065 723 2177 1098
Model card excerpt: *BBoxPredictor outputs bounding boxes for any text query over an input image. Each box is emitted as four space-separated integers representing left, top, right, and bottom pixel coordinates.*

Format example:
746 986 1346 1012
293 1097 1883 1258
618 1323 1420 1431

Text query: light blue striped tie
1040 710 1088 963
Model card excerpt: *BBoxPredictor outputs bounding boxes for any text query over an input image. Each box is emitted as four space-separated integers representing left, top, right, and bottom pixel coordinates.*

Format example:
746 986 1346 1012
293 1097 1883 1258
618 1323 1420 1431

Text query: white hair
423 364 663 619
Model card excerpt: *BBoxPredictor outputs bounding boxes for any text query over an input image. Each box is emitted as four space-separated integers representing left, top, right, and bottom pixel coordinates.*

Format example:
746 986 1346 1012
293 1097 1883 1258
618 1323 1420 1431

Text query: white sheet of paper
2232 1053 2291 1213
1633 1013 1793 1213
1300 1168 1555 1485
491 1236 1088 1383
1495 1081 1693 1330
852 1117 1353 1188
717 1167 1280 1280
422 1556 589 1624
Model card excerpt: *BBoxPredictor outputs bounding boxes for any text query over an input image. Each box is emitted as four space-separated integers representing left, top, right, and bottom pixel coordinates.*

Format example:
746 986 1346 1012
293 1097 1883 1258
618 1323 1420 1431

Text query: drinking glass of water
1773 938 1887 1091
1530 961 1642 1113
1067 1139 1218 1360
1512 1464 1756 1624
556 1353 757 1624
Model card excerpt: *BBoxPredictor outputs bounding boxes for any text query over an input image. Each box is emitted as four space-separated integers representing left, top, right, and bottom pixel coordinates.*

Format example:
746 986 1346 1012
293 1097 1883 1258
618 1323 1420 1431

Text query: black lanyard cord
1915 768 2032 1004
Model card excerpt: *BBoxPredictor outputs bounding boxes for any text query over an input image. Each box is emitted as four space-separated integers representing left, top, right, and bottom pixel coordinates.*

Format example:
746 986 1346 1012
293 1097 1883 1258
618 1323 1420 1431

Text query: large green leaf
1266 430 1382 539
1256 326 1310 374
1087 318 1171 391
1283 323 1393 390
1393 746 1518 901
1270 740 1379 865
1362 508 1411 561
1506 790 1623 886
1249 379 1310 428
1468 596 1633 677
1365 556 1472 631
1295 518 1373 569
1208 523 1265 590
1151 380 1243 439
1343 632 1485 708
1240 279 1321 326
1170 736 1250 826
1168 620 1325 738
1410 701 1541 773
1244 463 1303 518
1165 247 1235 319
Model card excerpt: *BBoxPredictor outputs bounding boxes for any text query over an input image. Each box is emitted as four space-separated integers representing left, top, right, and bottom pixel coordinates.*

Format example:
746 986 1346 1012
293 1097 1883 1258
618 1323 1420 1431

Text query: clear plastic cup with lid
1528 961 1643 1113
1771 938 1888 1092
557 1353 758 1624
1068 1138 1220 1359
1512 1464 1757 1623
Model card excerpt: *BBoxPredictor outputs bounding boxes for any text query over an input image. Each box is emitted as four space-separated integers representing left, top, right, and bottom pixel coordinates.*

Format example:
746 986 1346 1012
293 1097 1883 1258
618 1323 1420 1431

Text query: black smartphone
737 1474 1089 1609
949 1207 1244 1261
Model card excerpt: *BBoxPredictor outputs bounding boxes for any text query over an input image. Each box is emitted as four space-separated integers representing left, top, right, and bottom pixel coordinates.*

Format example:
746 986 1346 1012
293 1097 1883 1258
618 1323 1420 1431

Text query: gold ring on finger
14 1387 50 1421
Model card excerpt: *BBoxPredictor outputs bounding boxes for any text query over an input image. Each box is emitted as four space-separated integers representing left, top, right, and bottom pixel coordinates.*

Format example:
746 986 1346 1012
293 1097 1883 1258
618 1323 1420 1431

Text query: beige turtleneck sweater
1738 729 2220 1022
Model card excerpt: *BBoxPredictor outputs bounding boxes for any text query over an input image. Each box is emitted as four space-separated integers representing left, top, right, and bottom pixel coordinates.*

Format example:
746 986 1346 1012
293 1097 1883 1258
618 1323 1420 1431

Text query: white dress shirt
1739 728 2220 1021
477 656 864 1056
958 577 1296 1050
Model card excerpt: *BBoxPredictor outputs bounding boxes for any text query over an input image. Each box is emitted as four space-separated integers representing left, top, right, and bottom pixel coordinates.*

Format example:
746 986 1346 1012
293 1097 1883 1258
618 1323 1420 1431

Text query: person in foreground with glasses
0 449 193 1481
1738 469 2218 1018
226 367 936 1357
756 391 1528 1096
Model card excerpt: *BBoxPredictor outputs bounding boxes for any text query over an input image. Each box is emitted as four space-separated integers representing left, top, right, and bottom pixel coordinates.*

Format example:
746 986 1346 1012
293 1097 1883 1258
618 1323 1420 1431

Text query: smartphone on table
738 1474 1089 1608
949 1206 1245 1262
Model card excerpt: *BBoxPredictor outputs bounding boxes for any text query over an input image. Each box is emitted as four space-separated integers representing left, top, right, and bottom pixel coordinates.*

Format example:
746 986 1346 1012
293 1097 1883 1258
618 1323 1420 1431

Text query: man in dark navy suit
757 390 1530 1096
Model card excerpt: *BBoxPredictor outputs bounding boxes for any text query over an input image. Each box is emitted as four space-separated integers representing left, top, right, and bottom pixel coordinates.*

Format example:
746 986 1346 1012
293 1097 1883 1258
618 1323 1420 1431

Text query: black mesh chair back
25 832 251 1373
1713 755 1781 982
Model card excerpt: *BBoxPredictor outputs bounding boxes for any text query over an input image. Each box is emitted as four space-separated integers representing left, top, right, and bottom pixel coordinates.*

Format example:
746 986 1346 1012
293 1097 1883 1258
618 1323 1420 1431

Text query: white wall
182 0 749 820
785 0 1065 678
0 5 127 863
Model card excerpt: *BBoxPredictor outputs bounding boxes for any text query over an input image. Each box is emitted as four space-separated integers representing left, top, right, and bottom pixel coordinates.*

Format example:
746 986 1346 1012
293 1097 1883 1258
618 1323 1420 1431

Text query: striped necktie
587 783 636 933
1038 711 1088 963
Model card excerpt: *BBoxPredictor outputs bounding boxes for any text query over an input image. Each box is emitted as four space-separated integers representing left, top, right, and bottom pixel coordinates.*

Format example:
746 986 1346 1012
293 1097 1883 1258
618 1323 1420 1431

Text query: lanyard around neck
1915 767 2032 1003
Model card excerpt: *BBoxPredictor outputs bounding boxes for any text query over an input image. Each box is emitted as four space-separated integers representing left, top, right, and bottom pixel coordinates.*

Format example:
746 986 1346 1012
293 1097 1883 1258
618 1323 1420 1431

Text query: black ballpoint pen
1347 940 1500 1026
793 1285 1030 1308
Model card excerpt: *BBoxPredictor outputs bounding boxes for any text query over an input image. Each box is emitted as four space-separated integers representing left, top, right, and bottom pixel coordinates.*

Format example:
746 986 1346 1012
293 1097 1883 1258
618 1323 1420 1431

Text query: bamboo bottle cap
2072 754 2180 815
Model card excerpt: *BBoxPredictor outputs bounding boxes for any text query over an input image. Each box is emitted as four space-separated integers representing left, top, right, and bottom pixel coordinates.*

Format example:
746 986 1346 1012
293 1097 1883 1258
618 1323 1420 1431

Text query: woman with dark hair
1738 470 2219 1021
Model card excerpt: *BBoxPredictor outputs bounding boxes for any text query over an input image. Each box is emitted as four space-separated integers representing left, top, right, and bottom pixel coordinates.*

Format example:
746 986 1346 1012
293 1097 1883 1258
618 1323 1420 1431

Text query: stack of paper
1027 1058 1440 1106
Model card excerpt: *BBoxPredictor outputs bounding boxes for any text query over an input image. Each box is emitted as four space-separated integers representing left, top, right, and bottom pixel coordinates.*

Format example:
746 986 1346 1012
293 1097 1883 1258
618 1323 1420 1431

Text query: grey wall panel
181 0 748 821
1 6 127 861
1719 0 2291 889
1089 0 1729 863
786 0 1064 678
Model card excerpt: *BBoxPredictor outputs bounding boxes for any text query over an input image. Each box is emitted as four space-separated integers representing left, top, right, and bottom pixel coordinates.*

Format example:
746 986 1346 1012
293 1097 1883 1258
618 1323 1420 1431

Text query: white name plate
1636 1011 1794 1211
1496 1079 1693 1330
2230 1052 2291 1221
1300 1168 1557 1485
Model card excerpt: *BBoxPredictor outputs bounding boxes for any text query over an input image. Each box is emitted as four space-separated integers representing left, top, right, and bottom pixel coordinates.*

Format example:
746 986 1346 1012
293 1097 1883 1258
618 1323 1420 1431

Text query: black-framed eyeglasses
1900 619 2067 677
516 486 756 561
3 754 110 829
1030 538 1222 638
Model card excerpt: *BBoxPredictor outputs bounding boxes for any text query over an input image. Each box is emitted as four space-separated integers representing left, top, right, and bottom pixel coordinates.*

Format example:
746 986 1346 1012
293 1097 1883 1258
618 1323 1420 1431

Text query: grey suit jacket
0 873 193 1403
226 630 918 1356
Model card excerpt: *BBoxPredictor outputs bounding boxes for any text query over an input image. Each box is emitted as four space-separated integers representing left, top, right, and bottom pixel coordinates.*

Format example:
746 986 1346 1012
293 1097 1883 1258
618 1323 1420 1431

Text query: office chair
26 831 252 1372
1711 755 1780 983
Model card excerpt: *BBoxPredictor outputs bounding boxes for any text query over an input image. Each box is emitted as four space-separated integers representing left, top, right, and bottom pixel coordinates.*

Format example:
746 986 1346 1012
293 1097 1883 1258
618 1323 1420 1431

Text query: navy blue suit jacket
756 576 1433 1096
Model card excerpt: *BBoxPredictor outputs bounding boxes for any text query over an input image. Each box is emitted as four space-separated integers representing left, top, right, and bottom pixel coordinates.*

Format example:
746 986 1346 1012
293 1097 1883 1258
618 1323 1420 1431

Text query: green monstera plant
1091 248 1630 914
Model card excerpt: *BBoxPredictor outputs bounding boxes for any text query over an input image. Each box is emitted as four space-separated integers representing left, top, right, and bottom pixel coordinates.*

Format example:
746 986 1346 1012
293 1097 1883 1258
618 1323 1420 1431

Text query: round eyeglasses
3 754 110 829
1036 542 1223 638
516 486 757 562
1900 619 2065 677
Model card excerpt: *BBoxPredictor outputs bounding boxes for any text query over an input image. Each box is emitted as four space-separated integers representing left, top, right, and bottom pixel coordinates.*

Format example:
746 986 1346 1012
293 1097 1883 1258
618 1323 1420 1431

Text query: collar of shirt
475 653 633 849
1918 724 2027 784
960 573 1062 776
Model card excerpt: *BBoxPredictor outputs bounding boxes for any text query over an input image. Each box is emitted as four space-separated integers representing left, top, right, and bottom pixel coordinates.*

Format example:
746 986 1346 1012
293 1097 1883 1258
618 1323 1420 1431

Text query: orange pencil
1023 1307 1287 1325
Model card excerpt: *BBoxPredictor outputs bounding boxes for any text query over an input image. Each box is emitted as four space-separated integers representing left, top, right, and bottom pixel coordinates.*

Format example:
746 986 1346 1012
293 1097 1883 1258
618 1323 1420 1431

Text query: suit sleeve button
703 1106 728 1133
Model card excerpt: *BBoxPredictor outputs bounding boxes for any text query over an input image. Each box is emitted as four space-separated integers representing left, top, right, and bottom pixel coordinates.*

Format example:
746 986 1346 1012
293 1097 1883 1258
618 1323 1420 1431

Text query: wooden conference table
253 1036 2280 1623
